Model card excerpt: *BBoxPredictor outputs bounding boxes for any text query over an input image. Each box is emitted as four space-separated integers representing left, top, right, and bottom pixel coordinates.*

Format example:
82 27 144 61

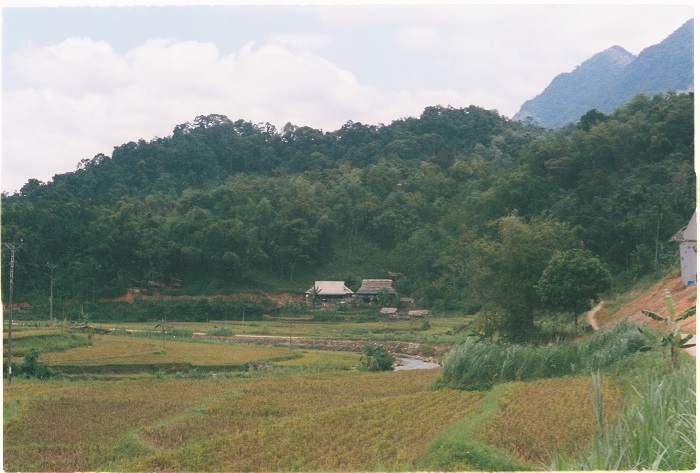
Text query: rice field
129 383 484 472
92 315 472 342
139 369 450 450
3 369 471 471
3 322 695 471
2 377 241 471
473 375 624 464
40 335 295 367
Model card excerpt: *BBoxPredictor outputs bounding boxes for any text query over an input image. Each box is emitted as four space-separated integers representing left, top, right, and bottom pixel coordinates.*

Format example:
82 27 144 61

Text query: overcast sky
0 1 694 194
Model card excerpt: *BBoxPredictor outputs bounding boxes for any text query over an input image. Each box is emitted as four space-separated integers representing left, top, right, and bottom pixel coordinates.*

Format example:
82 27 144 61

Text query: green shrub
6 349 62 380
170 328 193 338
111 326 129 336
440 322 647 390
358 344 395 371
206 326 234 336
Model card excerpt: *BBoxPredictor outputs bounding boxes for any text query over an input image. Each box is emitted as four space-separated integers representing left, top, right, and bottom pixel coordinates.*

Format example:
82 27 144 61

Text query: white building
671 211 697 285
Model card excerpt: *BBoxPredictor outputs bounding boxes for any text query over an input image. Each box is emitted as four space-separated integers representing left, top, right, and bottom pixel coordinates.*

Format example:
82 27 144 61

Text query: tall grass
440 322 647 390
552 360 696 470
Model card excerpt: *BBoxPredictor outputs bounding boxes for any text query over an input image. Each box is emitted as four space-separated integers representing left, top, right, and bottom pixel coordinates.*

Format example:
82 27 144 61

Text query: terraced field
3 314 694 471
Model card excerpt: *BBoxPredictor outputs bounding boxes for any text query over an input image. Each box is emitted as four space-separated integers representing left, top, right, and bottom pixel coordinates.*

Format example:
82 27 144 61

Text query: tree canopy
2 93 694 338
537 249 613 333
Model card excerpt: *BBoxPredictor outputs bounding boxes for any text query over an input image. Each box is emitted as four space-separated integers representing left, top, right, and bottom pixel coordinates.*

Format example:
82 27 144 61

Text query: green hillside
2 93 694 339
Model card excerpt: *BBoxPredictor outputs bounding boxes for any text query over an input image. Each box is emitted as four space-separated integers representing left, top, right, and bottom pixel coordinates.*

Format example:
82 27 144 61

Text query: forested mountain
1 93 695 328
513 19 693 128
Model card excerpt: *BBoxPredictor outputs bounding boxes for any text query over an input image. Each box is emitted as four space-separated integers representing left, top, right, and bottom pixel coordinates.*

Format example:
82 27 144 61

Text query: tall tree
537 249 612 334
462 215 575 340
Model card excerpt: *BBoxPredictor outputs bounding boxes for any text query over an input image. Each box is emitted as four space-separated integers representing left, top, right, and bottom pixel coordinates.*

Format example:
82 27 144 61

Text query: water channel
394 357 441 370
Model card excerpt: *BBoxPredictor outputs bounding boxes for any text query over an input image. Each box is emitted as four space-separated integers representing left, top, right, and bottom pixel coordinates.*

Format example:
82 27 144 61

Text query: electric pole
47 263 57 322
4 240 22 385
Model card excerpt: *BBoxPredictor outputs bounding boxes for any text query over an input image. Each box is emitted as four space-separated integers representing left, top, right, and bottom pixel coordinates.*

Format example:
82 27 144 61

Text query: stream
394 357 441 370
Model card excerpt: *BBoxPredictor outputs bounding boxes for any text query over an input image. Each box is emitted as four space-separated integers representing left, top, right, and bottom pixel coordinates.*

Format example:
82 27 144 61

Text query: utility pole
47 263 57 322
4 240 22 385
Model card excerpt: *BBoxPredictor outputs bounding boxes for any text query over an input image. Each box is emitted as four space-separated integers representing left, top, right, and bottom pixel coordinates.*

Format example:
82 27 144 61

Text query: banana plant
308 285 322 312
155 316 173 349
641 289 695 370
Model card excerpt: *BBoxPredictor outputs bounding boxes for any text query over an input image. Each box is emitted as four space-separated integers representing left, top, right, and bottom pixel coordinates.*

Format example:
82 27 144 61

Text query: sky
0 1 694 194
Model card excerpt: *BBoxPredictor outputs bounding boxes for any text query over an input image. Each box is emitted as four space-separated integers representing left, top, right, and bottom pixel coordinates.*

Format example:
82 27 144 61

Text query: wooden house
305 281 354 304
354 279 397 302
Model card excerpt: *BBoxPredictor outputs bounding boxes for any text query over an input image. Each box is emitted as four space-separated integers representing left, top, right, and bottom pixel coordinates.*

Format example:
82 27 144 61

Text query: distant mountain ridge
513 19 694 128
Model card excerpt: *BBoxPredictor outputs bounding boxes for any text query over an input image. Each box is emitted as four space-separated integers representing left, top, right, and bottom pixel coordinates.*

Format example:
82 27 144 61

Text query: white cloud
393 25 440 52
1 4 693 194
268 33 333 51
9 38 131 95
3 36 437 192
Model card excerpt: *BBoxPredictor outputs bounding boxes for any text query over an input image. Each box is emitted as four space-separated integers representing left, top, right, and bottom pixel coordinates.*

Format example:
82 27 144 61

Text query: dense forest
1 92 695 335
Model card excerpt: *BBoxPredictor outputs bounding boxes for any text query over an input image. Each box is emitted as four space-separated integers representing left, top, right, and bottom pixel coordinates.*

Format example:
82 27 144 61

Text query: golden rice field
139 369 456 450
474 375 624 463
3 327 633 472
40 335 290 365
37 334 328 372
3 377 240 471
131 389 483 472
4 369 473 471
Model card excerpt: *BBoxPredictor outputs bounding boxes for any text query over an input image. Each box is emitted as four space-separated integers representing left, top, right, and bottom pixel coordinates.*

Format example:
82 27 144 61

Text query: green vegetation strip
51 353 302 375
440 322 647 390
3 400 21 424
417 383 531 471
3 332 92 357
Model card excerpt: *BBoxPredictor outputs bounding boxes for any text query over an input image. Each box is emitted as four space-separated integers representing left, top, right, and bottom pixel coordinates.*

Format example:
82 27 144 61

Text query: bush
206 326 235 336
358 344 395 371
170 328 193 338
4 349 62 380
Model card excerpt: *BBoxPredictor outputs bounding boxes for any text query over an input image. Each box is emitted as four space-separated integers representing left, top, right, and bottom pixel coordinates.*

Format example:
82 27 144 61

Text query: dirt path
587 298 696 358
586 301 603 331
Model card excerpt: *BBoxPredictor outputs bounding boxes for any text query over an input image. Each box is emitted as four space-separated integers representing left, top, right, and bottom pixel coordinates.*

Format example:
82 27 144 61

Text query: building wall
679 241 697 285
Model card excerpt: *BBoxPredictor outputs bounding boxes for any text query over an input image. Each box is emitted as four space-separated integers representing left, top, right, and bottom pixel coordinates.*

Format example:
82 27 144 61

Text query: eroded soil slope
599 271 696 334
